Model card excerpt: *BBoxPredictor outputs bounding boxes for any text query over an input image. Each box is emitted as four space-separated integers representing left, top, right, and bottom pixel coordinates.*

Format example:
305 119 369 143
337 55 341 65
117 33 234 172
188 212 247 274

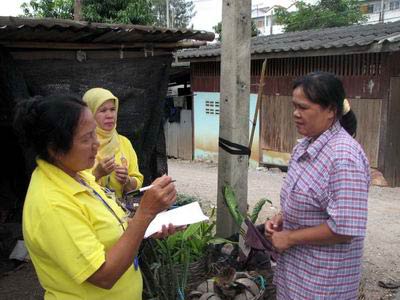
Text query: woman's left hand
150 224 186 239
271 230 294 253
115 165 129 185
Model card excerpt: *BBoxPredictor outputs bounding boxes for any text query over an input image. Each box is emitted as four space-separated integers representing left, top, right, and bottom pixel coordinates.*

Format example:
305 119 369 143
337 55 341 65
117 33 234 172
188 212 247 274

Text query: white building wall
252 1 400 36
362 0 400 23
251 5 294 36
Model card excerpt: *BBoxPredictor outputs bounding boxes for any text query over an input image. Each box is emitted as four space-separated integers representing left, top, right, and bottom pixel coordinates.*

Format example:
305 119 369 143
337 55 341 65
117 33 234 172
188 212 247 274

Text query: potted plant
140 194 227 300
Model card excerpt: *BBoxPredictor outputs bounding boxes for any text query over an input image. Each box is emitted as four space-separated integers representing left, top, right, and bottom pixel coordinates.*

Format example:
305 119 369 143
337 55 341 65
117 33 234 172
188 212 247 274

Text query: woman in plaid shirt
265 72 370 299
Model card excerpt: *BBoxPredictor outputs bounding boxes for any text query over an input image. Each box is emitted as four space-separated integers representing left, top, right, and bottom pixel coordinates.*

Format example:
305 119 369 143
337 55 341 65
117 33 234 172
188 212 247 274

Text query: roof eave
178 42 400 62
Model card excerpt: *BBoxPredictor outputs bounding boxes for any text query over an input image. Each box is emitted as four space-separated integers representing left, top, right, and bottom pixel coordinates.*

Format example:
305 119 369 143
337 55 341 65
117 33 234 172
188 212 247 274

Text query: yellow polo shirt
98 135 143 198
23 159 142 300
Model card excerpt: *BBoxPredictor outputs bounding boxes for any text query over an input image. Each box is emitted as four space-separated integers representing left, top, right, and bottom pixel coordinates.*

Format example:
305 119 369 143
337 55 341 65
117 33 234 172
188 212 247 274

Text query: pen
126 180 176 197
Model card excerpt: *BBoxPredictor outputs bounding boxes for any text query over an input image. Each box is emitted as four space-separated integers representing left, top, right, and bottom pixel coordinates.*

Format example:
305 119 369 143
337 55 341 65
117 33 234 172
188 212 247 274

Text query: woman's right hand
136 175 176 219
93 155 115 180
264 213 283 237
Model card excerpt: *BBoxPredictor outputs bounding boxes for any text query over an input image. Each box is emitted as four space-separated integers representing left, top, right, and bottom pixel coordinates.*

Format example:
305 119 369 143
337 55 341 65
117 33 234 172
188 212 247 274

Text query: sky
0 0 25 17
0 0 310 32
189 0 297 32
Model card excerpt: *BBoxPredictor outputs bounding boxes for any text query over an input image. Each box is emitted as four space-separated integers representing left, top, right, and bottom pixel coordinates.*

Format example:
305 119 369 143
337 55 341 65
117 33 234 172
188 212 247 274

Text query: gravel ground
0 158 399 299
168 159 400 300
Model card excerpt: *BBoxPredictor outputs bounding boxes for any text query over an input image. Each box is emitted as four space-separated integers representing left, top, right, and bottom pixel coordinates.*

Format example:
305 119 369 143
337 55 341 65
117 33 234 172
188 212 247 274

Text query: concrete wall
193 92 260 166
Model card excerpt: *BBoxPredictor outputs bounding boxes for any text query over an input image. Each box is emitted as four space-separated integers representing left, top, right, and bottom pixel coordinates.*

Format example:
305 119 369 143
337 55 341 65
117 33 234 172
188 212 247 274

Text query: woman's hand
264 212 283 237
115 165 138 192
270 230 293 253
150 224 186 239
136 175 176 220
114 165 129 185
93 155 115 180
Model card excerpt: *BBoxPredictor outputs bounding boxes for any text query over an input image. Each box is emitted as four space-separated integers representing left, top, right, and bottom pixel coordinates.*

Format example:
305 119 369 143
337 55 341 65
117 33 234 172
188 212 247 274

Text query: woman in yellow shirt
82 87 143 199
14 94 176 299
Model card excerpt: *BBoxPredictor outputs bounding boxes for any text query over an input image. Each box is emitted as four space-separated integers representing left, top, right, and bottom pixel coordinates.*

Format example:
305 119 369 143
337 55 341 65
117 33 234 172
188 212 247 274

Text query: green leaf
250 198 272 223
182 222 202 240
208 237 235 245
223 185 244 226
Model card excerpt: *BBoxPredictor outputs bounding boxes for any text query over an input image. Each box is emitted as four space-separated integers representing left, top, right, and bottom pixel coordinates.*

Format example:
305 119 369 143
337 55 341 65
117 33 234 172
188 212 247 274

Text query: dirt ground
167 159 400 300
0 158 399 299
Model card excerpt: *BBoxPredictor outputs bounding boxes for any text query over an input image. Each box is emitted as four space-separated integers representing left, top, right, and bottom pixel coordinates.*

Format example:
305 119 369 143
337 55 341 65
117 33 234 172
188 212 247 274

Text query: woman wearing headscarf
83 88 143 199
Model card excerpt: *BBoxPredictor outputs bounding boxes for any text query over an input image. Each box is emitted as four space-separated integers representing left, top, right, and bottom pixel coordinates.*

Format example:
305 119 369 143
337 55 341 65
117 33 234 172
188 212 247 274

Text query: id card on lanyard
79 177 139 271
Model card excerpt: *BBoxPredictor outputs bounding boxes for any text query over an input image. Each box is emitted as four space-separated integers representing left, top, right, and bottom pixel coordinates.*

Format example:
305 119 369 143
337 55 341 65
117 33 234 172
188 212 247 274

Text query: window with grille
390 1 400 10
367 4 374 13
205 100 220 115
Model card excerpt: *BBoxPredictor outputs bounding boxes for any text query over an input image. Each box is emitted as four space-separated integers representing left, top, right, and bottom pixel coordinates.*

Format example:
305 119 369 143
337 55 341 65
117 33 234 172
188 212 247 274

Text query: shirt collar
293 121 341 162
36 159 89 195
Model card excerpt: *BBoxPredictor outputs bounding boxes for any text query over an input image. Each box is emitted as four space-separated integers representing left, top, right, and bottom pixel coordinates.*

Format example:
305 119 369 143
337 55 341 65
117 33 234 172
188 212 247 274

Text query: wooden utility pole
217 0 252 237
74 0 82 21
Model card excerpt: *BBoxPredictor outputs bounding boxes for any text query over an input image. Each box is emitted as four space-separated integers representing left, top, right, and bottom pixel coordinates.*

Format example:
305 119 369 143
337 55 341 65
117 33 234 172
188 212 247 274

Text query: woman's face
292 86 335 138
94 99 116 131
53 107 99 176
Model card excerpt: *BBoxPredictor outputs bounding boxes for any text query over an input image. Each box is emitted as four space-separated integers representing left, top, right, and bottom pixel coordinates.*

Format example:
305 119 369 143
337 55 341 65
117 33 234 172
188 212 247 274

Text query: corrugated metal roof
0 16 214 48
178 21 400 59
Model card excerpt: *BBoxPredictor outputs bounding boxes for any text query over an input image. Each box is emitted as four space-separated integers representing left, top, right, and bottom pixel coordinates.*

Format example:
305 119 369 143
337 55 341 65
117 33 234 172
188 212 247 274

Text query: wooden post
217 0 252 237
74 0 82 21
249 59 267 152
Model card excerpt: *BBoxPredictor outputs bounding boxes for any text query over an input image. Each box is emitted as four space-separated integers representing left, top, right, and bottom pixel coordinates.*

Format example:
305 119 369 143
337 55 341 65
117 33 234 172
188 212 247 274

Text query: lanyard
78 177 139 270
78 178 126 231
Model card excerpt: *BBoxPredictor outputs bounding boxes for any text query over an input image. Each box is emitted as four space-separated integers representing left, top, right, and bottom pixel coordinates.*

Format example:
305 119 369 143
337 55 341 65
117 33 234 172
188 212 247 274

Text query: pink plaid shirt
275 121 370 300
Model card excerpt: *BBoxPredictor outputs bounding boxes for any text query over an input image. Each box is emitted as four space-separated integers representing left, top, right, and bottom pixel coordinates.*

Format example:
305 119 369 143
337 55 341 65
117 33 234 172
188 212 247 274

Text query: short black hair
13 94 87 162
293 72 357 136
293 71 345 119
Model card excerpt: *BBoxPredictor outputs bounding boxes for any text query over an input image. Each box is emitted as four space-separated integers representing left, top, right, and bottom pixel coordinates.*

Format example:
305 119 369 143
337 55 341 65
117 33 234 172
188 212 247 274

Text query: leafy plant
175 193 201 207
140 196 230 300
223 184 274 225
250 198 273 224
156 208 228 263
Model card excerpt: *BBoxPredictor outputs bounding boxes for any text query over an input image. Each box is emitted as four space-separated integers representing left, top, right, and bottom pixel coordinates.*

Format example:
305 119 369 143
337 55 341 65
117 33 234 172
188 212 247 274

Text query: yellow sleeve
119 135 143 189
32 195 106 284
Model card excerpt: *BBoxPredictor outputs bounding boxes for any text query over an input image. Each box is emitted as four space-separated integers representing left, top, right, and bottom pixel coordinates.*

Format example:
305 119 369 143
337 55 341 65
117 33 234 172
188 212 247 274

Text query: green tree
21 0 155 25
212 20 259 42
152 0 196 28
275 0 367 32
83 0 154 24
21 0 74 18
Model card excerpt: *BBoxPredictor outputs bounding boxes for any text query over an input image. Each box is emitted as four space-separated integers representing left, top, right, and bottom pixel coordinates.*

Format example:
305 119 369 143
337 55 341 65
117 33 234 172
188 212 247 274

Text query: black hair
293 71 357 137
341 109 357 137
13 94 87 163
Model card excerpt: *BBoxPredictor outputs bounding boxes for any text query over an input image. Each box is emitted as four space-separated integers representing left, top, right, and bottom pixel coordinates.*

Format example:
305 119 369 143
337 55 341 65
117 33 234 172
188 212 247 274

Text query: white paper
144 201 209 238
